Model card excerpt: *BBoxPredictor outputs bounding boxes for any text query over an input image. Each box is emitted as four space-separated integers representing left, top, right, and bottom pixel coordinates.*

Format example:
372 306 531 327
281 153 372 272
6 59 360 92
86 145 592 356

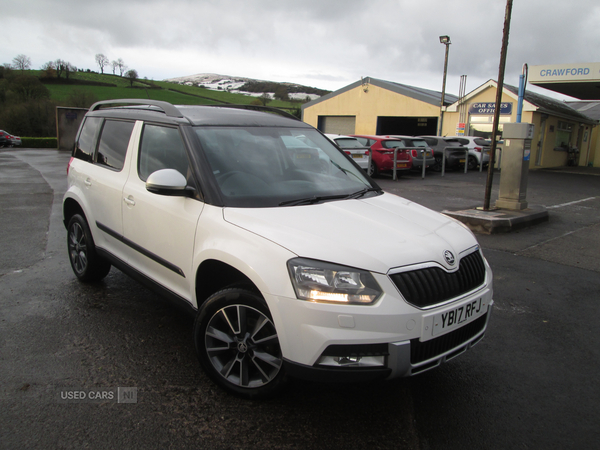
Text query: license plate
352 154 363 159
431 298 487 337
459 159 465 163
396 163 407 168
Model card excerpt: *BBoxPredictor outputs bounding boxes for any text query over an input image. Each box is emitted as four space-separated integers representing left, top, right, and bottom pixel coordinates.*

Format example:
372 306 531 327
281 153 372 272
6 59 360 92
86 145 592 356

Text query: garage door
317 116 356 135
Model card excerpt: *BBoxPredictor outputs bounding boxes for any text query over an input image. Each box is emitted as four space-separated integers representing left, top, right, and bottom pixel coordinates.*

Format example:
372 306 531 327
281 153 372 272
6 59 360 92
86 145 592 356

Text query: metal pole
421 150 426 179
484 0 513 211
438 42 450 137
393 149 398 181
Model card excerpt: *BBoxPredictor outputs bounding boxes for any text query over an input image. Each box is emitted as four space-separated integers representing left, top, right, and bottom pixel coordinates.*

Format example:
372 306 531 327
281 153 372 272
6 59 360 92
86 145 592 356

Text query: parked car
0 130 10 147
350 135 412 177
419 136 470 171
449 136 492 170
63 100 493 399
385 136 436 171
325 134 370 171
8 134 22 147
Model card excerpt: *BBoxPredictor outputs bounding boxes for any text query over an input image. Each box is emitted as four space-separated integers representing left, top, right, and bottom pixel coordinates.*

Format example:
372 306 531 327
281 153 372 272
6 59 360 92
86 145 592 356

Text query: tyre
67 214 111 282
369 160 379 178
432 155 443 172
467 156 478 170
194 288 286 399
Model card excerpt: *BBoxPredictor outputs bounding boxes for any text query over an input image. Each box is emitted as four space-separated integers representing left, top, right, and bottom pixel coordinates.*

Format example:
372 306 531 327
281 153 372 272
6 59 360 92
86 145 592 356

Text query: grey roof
503 84 597 125
564 101 600 121
302 77 457 111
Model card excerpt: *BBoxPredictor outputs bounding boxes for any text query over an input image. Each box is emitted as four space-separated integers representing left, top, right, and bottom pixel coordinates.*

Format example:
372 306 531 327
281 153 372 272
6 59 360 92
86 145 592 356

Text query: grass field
33 70 300 109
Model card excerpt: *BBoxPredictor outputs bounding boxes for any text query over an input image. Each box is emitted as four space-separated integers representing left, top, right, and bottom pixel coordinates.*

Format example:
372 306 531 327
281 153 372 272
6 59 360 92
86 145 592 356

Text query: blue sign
469 102 513 115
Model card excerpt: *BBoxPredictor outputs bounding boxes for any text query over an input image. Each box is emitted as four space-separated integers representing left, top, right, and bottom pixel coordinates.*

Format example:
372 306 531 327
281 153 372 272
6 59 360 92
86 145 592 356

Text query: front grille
410 313 487 364
389 250 486 308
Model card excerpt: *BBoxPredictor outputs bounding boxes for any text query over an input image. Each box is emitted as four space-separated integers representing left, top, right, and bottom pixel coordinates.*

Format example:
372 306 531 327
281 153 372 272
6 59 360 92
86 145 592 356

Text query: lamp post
438 35 451 136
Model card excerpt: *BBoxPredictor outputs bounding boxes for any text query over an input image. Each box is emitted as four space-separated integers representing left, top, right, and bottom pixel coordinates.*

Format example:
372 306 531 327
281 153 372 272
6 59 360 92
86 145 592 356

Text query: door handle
123 196 136 206
84 178 92 187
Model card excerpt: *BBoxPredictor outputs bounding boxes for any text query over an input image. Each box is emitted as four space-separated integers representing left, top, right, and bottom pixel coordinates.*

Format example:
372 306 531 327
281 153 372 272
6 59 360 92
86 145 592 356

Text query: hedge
21 137 58 148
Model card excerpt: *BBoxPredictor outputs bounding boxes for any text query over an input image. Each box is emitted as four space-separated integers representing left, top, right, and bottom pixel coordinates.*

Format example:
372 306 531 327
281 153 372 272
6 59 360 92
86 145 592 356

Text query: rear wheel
369 160 379 178
432 155 443 172
467 156 478 170
194 288 286 399
67 214 111 282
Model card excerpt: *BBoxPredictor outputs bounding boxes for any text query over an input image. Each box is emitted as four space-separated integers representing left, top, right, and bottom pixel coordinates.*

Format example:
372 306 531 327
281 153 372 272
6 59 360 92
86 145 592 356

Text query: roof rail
206 104 301 121
89 99 184 118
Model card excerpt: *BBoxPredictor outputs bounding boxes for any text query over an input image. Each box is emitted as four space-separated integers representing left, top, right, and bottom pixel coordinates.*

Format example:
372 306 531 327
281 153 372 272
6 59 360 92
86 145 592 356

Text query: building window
554 121 573 150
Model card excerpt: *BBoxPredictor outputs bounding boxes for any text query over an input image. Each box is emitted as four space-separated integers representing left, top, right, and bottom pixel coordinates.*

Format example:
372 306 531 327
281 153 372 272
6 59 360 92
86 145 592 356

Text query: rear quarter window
96 120 135 171
74 117 102 162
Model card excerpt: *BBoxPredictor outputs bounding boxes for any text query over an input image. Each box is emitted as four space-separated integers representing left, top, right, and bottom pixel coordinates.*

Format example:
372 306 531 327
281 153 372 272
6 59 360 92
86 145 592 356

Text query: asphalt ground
1 149 599 449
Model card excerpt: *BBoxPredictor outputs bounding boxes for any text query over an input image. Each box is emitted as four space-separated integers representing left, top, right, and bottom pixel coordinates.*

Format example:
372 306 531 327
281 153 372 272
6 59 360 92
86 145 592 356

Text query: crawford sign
529 62 600 82
469 102 513 115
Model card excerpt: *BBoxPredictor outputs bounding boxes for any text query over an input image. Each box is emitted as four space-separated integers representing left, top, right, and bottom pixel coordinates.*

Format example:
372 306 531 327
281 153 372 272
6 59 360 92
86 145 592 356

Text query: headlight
287 258 382 305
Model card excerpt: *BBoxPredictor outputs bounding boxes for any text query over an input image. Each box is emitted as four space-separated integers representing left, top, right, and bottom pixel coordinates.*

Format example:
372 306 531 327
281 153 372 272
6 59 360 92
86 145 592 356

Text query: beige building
302 76 598 169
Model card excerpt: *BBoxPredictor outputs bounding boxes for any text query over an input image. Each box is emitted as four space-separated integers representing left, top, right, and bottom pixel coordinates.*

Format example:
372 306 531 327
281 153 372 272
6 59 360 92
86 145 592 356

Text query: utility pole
484 0 513 210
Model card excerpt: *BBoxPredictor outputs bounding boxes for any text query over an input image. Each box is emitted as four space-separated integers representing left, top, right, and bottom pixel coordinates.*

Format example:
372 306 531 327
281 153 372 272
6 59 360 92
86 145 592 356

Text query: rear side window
96 120 135 171
74 117 102 162
138 124 189 181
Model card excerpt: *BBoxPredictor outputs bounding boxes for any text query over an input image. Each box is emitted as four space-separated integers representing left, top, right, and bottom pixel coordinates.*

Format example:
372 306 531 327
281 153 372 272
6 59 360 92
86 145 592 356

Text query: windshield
382 140 404 149
194 127 379 207
409 139 428 147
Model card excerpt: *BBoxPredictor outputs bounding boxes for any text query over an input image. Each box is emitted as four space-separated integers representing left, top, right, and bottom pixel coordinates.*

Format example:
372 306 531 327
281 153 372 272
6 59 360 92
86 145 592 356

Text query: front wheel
67 214 111 282
194 288 287 399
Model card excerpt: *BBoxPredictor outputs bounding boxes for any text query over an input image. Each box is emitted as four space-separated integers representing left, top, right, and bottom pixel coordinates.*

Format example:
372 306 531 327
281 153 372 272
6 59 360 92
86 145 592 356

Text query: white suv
63 100 493 398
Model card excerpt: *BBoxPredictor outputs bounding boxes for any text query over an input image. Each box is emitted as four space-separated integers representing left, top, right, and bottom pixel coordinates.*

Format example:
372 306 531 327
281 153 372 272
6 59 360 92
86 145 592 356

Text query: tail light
344 151 351 155
474 147 482 152
67 157 74 175
411 149 417 157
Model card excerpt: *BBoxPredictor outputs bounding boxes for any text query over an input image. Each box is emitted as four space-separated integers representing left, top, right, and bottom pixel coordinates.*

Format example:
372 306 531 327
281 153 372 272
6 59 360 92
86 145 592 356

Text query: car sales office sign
469 102 513 115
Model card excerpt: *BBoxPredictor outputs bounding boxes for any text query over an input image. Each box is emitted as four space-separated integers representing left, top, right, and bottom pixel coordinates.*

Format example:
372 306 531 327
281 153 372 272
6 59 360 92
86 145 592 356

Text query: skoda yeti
63 100 493 398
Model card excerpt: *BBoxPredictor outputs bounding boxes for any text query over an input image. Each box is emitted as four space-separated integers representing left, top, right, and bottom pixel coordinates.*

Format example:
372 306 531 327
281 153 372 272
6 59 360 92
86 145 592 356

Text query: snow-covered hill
163 73 326 101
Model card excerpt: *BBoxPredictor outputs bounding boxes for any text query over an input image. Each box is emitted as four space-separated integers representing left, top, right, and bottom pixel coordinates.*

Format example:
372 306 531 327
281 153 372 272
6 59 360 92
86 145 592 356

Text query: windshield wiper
346 187 381 199
279 194 350 206
279 188 380 206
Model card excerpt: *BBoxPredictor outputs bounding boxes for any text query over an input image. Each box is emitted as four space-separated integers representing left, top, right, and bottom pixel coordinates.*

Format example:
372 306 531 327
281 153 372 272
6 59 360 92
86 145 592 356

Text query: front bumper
283 307 492 382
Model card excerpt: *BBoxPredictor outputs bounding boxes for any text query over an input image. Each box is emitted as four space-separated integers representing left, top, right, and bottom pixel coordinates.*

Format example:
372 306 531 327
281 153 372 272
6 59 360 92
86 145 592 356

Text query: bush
20 137 57 148
0 99 58 137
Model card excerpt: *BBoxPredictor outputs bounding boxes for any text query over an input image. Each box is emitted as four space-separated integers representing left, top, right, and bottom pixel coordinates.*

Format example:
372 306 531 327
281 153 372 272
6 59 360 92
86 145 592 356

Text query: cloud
1 0 599 99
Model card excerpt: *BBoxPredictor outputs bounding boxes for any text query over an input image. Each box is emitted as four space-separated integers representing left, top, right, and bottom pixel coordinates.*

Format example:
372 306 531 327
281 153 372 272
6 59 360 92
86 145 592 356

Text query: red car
351 135 412 177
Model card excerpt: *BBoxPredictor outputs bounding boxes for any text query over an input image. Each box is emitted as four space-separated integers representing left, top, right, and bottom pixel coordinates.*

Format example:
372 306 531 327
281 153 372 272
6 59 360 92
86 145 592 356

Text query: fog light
317 355 385 367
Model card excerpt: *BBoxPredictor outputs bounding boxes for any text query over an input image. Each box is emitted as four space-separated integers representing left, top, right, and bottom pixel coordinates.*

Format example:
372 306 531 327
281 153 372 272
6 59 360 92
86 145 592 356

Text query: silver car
325 134 370 170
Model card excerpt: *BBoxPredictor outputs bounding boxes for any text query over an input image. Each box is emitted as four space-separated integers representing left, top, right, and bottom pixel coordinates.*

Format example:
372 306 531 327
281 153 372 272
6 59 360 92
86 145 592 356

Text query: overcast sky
3 0 599 100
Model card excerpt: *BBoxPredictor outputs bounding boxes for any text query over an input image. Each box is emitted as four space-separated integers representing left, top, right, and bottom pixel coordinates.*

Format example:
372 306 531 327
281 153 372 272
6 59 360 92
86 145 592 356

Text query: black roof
87 100 307 128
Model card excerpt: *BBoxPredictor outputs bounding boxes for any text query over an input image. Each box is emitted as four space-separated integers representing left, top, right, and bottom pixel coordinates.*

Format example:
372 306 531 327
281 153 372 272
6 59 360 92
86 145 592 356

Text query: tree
12 54 32 72
115 58 127 76
274 86 289 101
40 61 56 78
95 53 109 74
9 75 50 102
64 62 77 80
54 59 65 78
258 93 272 106
111 60 118 75
125 69 138 87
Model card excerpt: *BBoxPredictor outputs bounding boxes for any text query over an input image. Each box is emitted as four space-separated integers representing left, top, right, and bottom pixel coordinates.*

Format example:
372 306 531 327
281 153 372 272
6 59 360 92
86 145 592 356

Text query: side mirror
146 169 192 197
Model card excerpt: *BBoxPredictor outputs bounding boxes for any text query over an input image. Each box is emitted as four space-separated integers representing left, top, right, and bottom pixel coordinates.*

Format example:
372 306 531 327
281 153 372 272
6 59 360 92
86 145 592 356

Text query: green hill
34 70 301 109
